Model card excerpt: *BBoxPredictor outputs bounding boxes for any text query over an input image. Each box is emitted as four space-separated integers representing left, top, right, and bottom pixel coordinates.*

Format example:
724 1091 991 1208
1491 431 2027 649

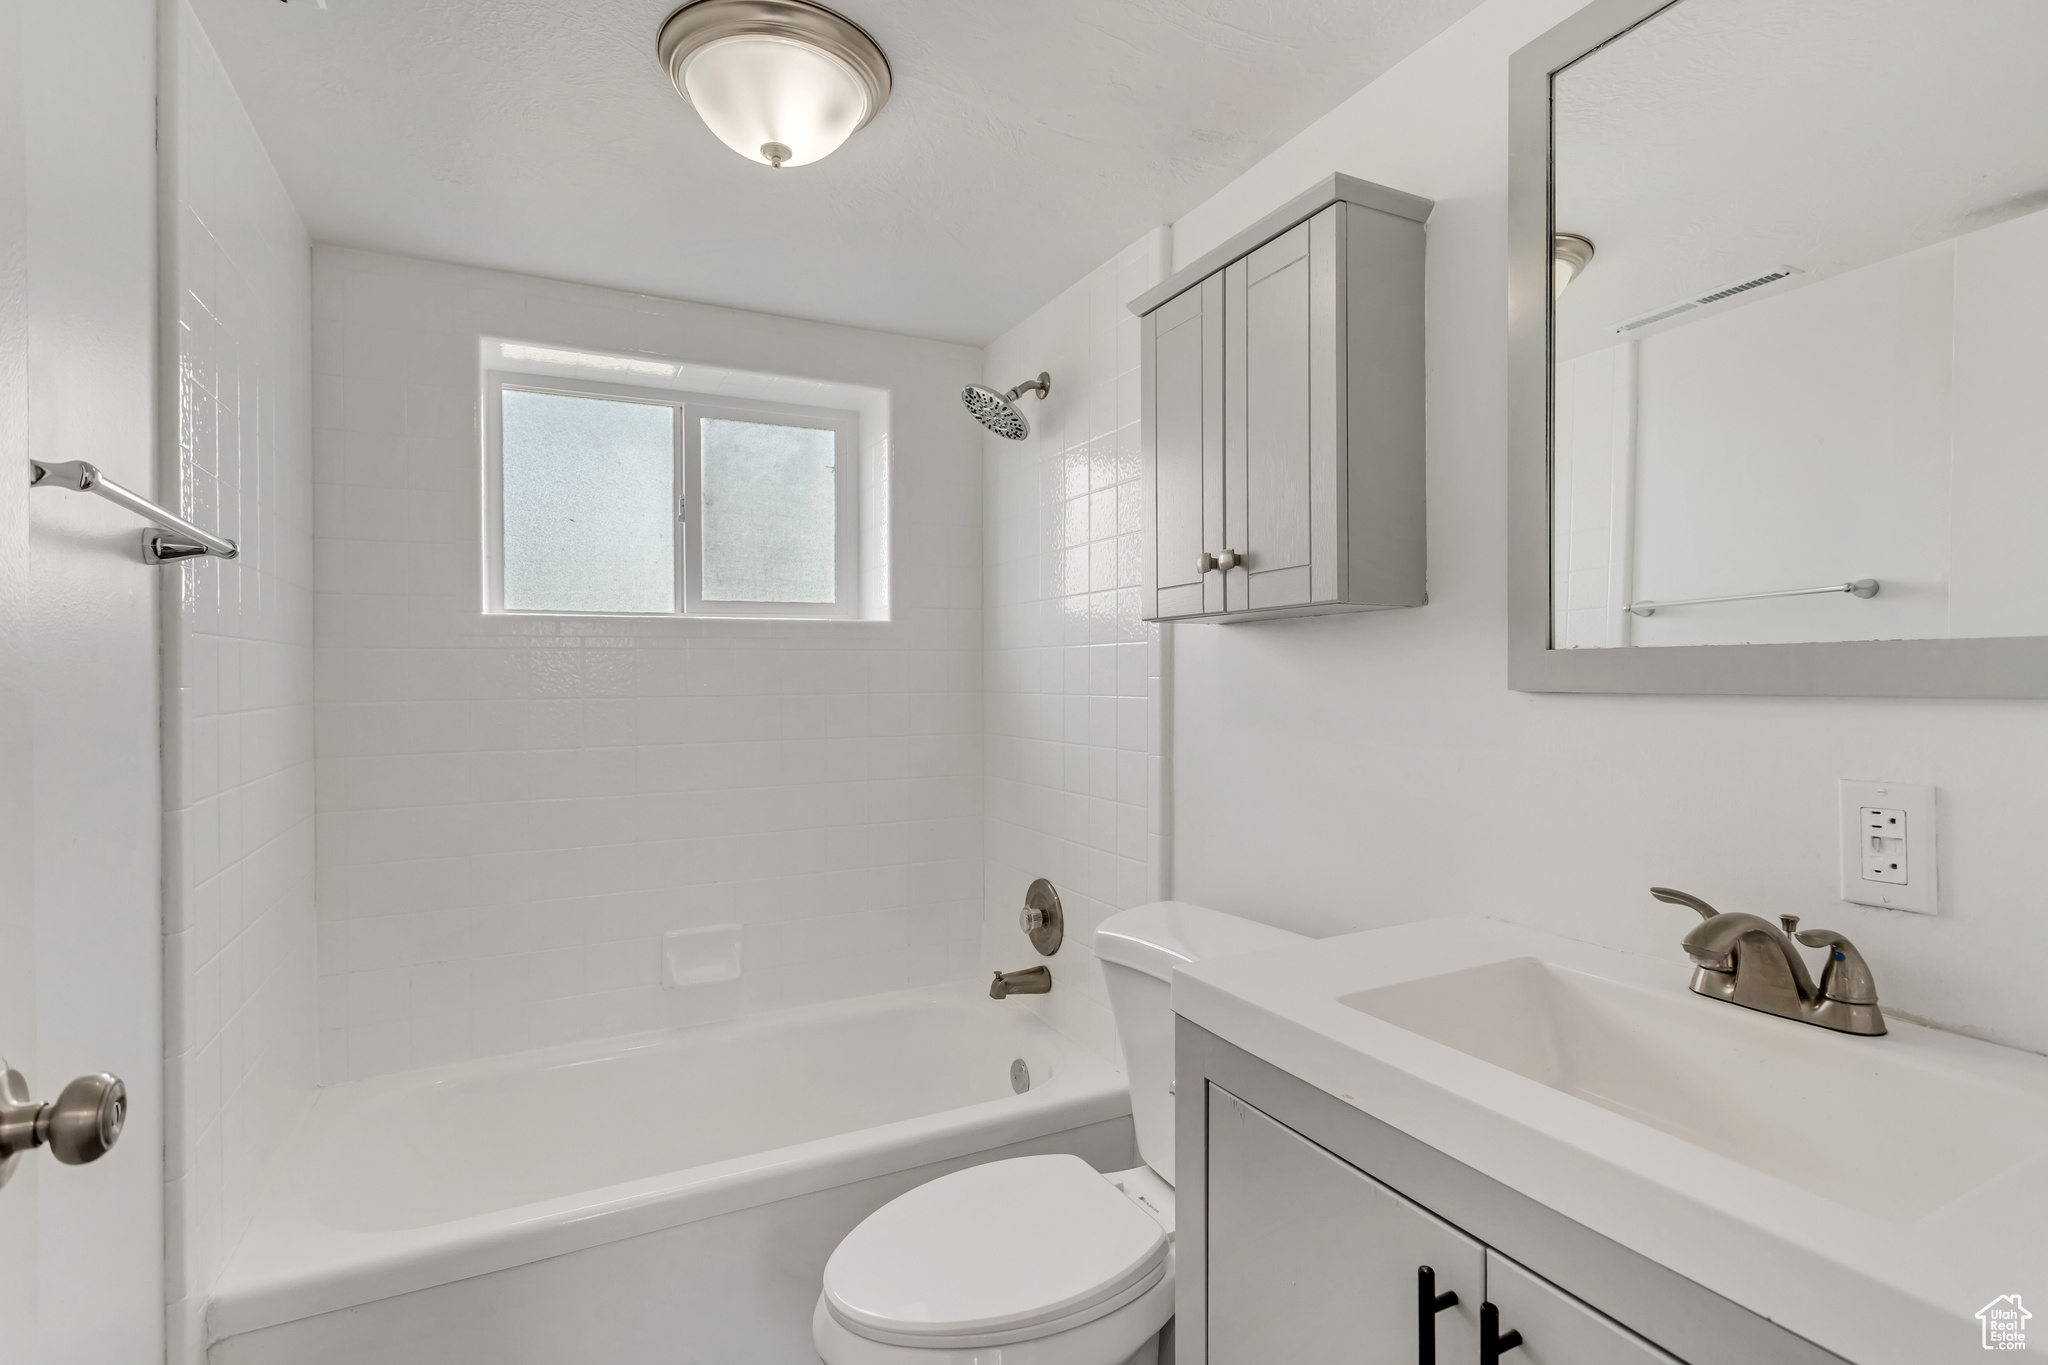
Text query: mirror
1545 0 2048 654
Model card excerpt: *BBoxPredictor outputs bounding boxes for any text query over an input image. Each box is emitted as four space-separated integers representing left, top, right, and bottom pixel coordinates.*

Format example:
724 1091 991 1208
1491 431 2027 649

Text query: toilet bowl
813 902 1307 1365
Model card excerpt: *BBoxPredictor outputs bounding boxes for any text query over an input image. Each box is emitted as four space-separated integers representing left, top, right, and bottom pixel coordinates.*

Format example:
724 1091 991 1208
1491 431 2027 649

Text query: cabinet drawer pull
1480 1302 1523 1365
1197 551 1218 573
1416 1266 1458 1365
1216 548 1242 570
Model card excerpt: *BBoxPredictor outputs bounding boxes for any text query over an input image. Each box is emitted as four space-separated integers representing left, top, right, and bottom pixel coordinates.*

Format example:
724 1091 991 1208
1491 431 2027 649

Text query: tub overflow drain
1010 1058 1031 1094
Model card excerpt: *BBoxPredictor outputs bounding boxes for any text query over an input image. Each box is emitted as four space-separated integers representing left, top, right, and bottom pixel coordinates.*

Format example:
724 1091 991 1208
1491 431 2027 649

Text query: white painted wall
1557 205 2048 650
980 230 1170 1062
1629 243 1955 647
1551 342 1633 649
1113 0 2048 1055
1949 205 2048 641
22 0 166 1359
159 5 318 1362
311 249 984 1081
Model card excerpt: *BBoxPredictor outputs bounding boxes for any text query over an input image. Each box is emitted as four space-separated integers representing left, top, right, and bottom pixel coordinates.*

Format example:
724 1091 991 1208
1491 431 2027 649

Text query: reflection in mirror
1550 0 2048 649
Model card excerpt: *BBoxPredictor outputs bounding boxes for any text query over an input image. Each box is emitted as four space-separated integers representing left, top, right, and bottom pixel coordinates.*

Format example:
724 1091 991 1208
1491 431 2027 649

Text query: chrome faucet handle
1792 927 1880 1005
1650 887 1721 920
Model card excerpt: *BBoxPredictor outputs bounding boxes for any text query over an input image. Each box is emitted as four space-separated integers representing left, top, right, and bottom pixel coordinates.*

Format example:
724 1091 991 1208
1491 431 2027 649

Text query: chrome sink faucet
1650 888 1886 1036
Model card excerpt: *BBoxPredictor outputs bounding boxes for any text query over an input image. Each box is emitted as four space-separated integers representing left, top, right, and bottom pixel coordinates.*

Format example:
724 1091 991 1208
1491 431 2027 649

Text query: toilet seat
811 1266 1173 1365
821 1155 1169 1351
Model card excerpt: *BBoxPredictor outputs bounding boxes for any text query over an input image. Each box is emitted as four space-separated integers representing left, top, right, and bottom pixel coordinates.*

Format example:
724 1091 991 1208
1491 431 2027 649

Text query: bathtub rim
208 980 1130 1345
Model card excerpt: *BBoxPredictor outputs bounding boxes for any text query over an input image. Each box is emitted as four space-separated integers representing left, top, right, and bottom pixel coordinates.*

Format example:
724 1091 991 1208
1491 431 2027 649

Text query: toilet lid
822 1155 1169 1344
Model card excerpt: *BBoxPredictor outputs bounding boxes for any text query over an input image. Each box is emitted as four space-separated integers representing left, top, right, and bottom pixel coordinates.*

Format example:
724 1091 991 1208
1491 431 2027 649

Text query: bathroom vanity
1169 919 2048 1365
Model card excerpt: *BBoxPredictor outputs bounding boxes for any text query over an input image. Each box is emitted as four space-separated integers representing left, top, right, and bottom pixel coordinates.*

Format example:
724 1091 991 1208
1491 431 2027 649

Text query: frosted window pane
502 390 674 613
700 418 837 603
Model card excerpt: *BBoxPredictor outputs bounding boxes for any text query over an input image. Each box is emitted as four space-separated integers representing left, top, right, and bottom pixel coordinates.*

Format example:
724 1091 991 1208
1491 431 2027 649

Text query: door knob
1215 548 1242 570
0 1062 126 1190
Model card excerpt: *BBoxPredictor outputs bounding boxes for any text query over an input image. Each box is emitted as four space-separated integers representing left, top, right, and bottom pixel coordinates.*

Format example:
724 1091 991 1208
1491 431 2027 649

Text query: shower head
962 372 1051 441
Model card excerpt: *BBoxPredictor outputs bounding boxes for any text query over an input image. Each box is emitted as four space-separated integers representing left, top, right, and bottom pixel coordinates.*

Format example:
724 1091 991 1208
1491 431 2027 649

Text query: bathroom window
485 373 859 618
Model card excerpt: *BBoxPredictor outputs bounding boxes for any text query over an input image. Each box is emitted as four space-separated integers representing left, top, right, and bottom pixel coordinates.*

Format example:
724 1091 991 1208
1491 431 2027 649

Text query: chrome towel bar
1628 578 1877 618
28 459 239 562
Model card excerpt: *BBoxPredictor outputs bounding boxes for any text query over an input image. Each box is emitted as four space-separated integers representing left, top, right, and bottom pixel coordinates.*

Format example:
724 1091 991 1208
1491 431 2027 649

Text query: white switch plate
1839 780 1936 914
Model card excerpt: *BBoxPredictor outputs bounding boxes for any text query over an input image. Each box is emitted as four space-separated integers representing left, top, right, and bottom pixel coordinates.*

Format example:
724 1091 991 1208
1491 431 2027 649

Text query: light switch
1839 780 1936 914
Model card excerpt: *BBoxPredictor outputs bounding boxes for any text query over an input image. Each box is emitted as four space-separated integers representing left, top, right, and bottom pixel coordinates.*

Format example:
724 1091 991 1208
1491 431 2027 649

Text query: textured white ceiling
1554 0 2048 358
194 0 1483 344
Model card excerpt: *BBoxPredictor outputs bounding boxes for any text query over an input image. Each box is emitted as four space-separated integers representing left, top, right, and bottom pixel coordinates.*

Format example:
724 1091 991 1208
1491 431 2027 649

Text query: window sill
484 610 885 625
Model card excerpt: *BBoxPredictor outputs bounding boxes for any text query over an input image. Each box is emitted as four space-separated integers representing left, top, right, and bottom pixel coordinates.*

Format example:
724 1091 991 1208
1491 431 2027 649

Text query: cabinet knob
1216 548 1242 571
1197 551 1217 574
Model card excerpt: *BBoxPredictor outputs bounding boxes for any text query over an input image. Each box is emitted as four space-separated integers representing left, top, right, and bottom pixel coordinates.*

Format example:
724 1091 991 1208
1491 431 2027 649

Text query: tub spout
990 967 1051 999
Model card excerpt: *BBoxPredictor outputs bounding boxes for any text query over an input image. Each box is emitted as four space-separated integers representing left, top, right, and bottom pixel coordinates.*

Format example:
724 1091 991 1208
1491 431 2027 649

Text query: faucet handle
1650 887 1721 921
1779 914 1801 936
1792 928 1879 1005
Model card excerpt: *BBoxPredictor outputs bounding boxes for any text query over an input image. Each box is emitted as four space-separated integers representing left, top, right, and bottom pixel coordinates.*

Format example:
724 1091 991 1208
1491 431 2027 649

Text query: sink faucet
1649 888 1885 1036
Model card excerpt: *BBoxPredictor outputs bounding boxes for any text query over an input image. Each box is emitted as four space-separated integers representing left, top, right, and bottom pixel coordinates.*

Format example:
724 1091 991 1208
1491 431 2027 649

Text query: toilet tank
1093 902 1308 1185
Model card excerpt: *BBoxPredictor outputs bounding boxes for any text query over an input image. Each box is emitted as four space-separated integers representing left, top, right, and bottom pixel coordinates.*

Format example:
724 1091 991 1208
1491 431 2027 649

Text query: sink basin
1172 916 2048 1365
1341 956 2048 1221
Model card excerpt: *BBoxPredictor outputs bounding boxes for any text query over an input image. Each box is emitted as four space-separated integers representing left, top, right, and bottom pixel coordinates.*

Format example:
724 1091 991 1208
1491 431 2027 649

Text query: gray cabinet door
1208 1086 1483 1365
1486 1251 1687 1365
1146 273 1224 619
1224 204 1343 614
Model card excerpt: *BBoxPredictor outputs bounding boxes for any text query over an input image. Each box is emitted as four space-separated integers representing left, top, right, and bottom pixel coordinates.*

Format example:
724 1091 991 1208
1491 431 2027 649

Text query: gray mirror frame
1508 0 2048 698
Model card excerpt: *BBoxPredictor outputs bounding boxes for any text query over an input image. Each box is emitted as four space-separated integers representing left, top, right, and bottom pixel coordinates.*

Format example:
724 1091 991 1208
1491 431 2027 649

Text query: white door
8 1 166 1361
0 0 41 1336
1207 1086 1485 1364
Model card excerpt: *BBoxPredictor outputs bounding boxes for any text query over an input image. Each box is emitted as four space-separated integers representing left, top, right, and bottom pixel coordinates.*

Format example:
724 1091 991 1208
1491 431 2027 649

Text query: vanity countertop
1174 917 2048 1365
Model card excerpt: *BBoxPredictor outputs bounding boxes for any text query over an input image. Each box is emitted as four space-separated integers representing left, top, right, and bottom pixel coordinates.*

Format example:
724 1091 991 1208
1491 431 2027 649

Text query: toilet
812 902 1308 1365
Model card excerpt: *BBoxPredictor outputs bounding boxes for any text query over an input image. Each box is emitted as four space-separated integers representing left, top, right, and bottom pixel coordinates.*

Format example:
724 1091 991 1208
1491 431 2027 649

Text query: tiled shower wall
312 249 985 1081
981 230 1171 1060
160 4 318 1360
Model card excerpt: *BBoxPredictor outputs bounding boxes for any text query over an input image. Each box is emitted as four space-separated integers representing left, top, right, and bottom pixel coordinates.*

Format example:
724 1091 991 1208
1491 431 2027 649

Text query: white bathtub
210 982 1133 1365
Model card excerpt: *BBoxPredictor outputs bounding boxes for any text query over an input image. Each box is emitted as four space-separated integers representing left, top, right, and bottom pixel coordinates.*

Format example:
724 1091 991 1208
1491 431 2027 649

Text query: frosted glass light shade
1553 233 1595 296
684 37 868 167
658 0 892 169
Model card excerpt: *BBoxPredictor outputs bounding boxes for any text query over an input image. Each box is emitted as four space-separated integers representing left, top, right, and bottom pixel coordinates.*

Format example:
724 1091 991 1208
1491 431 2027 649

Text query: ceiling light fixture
657 0 891 169
1553 233 1596 296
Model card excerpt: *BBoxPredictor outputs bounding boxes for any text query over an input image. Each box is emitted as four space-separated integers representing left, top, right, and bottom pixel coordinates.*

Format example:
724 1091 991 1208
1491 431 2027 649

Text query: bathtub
209 981 1133 1365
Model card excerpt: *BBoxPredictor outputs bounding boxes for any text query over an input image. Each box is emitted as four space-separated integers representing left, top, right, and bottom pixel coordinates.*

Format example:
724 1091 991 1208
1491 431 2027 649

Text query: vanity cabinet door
1485 1250 1686 1365
1145 272 1225 619
1207 1086 1483 1365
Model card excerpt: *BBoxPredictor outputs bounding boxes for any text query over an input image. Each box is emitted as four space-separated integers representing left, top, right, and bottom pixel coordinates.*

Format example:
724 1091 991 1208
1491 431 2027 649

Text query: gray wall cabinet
1176 1018 1851 1365
1133 174 1430 623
